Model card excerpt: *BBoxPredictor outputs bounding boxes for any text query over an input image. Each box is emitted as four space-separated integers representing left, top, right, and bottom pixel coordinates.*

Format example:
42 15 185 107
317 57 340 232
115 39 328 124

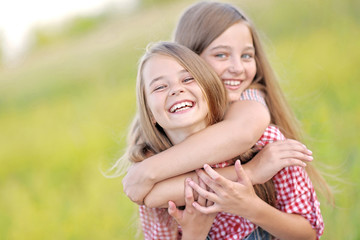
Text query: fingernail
308 156 313 161
308 149 313 154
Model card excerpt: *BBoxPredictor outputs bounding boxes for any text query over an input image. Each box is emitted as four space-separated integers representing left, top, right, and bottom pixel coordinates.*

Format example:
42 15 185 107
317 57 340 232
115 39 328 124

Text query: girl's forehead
145 54 176 67
142 54 188 85
209 22 253 48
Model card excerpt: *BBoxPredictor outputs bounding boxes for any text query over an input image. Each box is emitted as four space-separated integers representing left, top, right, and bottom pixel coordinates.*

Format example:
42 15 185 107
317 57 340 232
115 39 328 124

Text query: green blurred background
0 0 359 239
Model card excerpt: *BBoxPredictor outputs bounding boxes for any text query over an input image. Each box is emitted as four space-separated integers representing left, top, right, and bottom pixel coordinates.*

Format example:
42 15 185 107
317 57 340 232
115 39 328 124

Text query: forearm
144 171 197 208
144 166 238 208
143 159 274 208
124 149 260 205
141 101 269 183
249 198 316 240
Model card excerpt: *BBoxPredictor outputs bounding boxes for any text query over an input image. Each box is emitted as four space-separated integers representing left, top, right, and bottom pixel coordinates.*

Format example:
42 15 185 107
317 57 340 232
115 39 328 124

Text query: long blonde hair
112 41 277 208
110 41 228 176
173 1 332 201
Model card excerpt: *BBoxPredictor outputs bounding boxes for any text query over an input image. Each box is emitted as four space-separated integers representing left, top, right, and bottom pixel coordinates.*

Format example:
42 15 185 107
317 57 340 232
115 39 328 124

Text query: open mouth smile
223 80 241 86
223 79 244 90
169 101 194 113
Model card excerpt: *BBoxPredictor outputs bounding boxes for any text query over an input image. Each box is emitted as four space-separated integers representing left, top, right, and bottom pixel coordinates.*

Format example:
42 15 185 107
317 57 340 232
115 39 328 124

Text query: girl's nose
170 85 185 96
229 57 245 75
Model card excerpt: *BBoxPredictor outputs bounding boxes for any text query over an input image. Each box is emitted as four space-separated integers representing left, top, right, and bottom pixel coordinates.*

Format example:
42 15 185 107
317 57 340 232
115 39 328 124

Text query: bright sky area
0 0 137 65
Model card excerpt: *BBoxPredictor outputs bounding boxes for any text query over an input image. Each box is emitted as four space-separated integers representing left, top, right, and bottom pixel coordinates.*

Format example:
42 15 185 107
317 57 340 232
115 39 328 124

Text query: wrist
245 196 269 225
242 162 256 185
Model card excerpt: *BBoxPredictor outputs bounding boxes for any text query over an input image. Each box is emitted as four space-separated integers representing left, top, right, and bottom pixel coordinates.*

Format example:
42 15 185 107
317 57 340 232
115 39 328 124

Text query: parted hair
173 1 332 202
110 41 228 176
113 41 278 208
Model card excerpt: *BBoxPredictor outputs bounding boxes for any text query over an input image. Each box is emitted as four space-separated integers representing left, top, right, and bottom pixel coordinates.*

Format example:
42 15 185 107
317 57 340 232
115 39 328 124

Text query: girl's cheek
213 63 226 75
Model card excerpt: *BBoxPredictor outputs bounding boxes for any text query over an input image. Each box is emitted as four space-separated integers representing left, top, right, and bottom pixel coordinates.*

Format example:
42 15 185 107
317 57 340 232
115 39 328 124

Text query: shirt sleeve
139 205 180 240
240 88 268 108
256 126 324 239
256 124 286 148
210 89 269 169
273 166 324 239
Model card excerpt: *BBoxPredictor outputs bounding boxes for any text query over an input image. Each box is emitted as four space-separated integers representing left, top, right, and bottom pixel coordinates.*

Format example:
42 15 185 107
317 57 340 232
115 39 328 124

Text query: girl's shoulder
240 88 267 107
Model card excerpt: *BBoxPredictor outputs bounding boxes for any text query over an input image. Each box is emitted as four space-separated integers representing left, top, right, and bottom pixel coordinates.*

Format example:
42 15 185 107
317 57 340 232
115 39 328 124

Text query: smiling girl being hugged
116 41 324 239
111 1 332 239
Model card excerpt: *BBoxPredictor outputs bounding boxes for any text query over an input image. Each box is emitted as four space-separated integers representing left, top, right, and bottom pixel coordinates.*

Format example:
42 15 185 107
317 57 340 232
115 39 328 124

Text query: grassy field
0 0 359 239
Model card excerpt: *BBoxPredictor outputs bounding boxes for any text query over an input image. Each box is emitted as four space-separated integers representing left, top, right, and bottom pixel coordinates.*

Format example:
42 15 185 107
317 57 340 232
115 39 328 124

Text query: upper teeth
170 101 193 113
224 80 241 86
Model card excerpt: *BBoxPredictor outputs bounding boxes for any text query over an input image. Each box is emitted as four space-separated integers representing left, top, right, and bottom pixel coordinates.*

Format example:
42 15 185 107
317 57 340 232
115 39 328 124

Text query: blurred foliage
0 34 3 67
32 12 111 49
0 0 359 239
140 0 175 8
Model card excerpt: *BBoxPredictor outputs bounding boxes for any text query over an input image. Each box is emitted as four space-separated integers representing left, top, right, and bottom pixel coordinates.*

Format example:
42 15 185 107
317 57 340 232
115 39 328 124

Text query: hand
122 162 154 205
189 160 260 219
246 139 313 184
168 178 215 240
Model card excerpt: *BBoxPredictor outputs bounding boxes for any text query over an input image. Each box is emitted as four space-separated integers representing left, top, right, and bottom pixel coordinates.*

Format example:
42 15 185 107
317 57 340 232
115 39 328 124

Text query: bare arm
123 100 270 203
249 200 316 240
191 162 317 240
144 139 313 208
144 165 237 208
148 101 269 177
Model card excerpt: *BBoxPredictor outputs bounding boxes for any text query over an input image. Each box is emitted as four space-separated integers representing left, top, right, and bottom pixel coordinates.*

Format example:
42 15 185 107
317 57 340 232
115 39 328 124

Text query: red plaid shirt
138 125 324 239
139 90 323 239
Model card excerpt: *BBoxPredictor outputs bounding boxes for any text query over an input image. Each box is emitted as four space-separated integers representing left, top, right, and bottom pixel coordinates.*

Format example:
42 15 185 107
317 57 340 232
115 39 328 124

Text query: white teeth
224 80 241 86
170 101 193 113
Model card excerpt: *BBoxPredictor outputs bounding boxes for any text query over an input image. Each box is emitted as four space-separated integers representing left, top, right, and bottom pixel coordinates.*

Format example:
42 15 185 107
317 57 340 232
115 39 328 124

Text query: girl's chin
227 92 242 102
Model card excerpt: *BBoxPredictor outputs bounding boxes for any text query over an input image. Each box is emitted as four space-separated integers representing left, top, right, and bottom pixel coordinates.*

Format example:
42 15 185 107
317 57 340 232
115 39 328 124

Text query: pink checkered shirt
138 90 323 239
138 125 324 239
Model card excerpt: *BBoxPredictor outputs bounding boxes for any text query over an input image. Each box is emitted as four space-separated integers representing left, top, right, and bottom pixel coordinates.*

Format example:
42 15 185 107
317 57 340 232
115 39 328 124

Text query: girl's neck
165 124 206 145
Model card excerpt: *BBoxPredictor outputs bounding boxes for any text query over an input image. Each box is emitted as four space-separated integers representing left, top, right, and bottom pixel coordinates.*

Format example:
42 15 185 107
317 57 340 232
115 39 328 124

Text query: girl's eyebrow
244 46 255 51
209 45 255 51
149 76 163 87
178 69 189 75
209 45 231 51
148 69 189 87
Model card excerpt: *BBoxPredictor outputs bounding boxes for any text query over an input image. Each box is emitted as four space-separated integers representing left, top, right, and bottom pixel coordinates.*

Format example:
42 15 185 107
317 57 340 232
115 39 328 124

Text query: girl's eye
183 77 194 83
214 53 227 59
153 85 166 92
242 53 254 60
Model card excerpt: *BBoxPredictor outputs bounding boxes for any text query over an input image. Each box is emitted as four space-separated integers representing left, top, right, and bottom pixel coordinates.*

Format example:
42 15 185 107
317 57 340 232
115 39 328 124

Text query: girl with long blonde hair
124 41 323 239
116 1 331 239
